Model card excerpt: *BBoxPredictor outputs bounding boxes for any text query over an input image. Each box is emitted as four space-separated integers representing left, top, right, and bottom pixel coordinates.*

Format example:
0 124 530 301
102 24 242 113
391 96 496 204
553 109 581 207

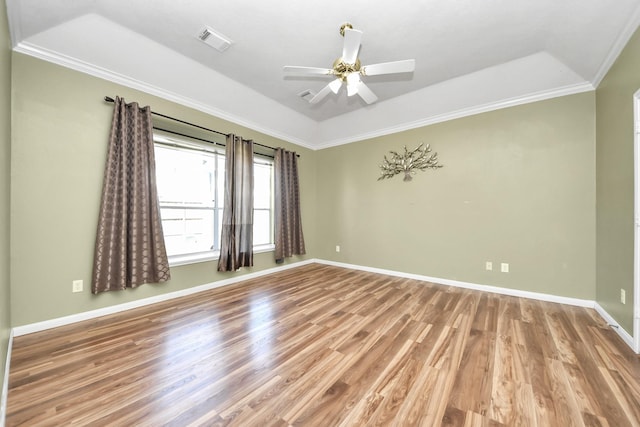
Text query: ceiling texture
6 0 640 148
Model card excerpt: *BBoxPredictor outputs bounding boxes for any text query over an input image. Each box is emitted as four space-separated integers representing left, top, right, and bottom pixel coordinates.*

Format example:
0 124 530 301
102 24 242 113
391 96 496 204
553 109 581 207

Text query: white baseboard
594 303 636 350
12 259 315 337
315 259 595 308
317 259 638 353
1 330 13 427
9 258 637 355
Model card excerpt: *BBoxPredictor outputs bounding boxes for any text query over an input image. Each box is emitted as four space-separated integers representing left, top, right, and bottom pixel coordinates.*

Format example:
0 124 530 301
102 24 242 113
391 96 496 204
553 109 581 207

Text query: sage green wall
0 0 12 406
595 27 640 333
316 93 596 300
10 53 316 326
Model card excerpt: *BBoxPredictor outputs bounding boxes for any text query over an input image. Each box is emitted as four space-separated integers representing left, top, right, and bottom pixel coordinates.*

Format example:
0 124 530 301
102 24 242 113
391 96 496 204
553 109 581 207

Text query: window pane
155 145 216 207
216 208 224 251
217 155 225 209
160 208 186 237
155 143 218 258
253 209 271 246
254 162 272 209
160 208 215 256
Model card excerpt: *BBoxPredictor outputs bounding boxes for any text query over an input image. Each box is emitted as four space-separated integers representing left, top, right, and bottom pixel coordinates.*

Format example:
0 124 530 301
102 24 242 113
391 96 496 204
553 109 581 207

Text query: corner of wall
0 0 12 422
594 25 640 334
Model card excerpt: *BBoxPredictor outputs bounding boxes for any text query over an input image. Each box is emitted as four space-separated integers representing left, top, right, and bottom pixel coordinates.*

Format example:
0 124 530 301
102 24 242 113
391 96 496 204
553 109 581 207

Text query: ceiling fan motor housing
333 58 361 81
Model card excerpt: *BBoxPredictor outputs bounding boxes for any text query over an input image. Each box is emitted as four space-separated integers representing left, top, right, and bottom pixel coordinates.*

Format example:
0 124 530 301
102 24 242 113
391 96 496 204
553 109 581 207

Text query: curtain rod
154 126 275 159
104 96 298 157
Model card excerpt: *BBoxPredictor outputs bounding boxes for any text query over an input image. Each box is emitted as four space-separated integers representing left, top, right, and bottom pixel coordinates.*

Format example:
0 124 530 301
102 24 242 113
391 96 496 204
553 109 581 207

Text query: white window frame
154 133 275 267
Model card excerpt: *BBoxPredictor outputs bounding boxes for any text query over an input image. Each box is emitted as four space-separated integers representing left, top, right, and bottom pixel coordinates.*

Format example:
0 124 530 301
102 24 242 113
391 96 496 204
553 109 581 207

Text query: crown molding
4 0 22 49
13 42 317 151
313 82 595 150
592 4 640 88
13 41 596 151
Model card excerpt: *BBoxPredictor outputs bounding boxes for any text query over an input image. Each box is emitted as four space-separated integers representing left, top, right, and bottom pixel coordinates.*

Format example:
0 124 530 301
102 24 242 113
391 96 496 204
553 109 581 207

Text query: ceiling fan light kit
284 23 416 105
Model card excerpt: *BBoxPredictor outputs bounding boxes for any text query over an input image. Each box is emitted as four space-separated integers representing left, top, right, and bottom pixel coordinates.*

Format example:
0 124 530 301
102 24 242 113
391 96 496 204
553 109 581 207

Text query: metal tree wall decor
378 143 443 181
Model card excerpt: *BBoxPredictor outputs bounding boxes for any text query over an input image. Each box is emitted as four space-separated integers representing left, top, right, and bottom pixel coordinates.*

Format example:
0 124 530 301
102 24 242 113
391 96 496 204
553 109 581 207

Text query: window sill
168 244 275 267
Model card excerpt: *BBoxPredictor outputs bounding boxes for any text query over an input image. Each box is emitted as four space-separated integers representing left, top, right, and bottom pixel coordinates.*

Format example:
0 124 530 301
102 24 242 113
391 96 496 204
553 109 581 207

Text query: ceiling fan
284 23 416 105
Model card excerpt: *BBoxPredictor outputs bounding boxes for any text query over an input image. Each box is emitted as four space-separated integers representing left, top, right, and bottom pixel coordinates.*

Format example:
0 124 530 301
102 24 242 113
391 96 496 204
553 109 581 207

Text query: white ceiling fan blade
346 73 360 96
342 28 362 64
283 66 334 76
355 81 378 104
309 79 342 104
361 59 415 76
329 78 343 94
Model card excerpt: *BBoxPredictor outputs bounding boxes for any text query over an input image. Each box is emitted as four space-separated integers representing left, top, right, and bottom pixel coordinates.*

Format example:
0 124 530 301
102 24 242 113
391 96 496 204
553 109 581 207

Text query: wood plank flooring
6 264 640 426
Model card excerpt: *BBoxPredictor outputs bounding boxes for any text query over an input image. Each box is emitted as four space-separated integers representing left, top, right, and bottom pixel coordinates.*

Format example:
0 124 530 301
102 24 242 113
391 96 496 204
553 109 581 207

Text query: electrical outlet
621 289 626 304
336 245 341 253
485 261 493 271
72 280 83 293
501 263 509 273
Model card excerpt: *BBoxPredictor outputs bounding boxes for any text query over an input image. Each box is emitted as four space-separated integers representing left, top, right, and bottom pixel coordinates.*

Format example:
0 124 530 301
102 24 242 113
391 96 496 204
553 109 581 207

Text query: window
154 136 274 265
253 160 274 246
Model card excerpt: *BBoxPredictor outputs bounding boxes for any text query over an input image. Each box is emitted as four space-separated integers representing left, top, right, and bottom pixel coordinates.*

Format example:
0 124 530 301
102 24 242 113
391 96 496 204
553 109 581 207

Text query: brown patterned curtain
274 148 306 263
92 97 170 294
217 134 254 272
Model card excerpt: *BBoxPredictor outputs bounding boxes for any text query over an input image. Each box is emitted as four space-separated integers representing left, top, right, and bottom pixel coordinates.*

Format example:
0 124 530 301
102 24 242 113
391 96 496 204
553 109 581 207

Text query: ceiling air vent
298 90 316 102
197 26 232 52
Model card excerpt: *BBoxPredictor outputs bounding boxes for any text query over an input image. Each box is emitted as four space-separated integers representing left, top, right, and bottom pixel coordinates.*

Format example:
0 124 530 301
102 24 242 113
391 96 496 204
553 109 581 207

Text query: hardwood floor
6 264 640 426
